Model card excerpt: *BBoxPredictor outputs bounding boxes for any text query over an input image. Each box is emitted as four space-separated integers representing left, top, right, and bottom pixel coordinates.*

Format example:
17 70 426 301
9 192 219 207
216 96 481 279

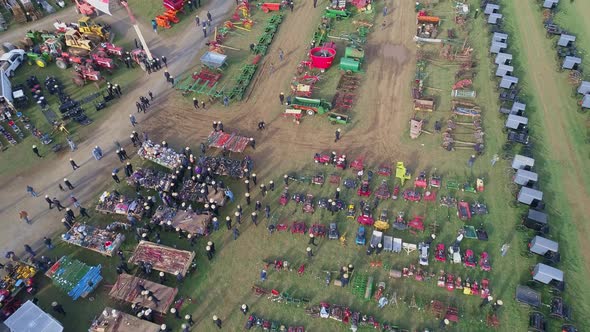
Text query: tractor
77 16 111 43
72 65 102 87
64 30 94 56
55 51 116 72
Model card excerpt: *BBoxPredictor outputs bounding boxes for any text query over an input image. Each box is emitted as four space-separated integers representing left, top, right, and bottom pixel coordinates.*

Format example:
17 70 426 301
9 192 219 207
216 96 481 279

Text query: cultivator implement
351 273 366 299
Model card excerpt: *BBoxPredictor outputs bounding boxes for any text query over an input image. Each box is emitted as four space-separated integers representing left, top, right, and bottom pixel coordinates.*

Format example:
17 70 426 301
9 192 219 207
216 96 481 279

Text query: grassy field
7 1 590 332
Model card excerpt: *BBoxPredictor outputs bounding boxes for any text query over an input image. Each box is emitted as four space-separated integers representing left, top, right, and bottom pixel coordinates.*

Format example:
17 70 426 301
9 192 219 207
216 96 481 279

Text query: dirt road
508 0 590 301
0 1 236 254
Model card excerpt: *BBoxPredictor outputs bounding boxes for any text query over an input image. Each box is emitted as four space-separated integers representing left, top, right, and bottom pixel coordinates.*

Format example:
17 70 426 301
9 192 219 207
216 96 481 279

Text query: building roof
533 263 563 283
505 114 528 129
557 34 576 47
495 52 512 65
527 209 548 224
562 56 581 69
488 13 502 25
484 3 500 15
496 64 514 77
577 81 590 95
492 32 508 43
543 0 559 9
490 41 507 54
499 75 518 89
582 94 590 109
4 301 63 332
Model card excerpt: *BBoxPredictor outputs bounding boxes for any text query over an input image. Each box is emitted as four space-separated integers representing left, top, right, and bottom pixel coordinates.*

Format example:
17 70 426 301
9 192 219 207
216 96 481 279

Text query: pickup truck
0 49 25 77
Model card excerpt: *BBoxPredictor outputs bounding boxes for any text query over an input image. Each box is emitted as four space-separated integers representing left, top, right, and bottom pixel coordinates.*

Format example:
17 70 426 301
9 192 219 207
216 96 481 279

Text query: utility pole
120 1 153 61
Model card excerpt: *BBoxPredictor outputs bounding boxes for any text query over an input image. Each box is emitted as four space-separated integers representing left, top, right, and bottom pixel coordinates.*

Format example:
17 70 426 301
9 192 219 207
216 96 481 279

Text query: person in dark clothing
225 216 232 230
45 195 54 209
79 206 90 218
64 178 74 190
120 148 129 160
24 244 36 256
112 173 121 183
58 183 65 192
309 233 317 246
53 198 65 211
213 316 222 329
161 56 167 67
32 145 42 158
255 200 261 211
69 158 80 170
206 246 213 260
206 11 212 21
241 304 249 315
251 173 257 185
335 128 341 142
52 302 66 315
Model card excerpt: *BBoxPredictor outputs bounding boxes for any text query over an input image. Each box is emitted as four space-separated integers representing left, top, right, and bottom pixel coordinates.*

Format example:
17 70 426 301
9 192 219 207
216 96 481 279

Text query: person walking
223 95 229 107
51 302 66 316
19 210 31 224
64 178 74 190
206 246 213 260
279 92 285 104
70 194 81 208
69 158 80 170
202 24 207 37
233 227 240 240
151 19 158 33
44 237 54 249
45 195 54 209
92 145 103 160
53 197 65 211
26 185 38 197
24 244 36 257
79 206 90 218
201 100 206 109
66 137 77 151
383 5 388 16
213 315 222 329
306 246 313 258
206 11 212 21
161 56 167 67
308 233 317 246
112 172 121 184
32 145 42 158
129 114 138 127
225 216 232 230
241 304 249 315
278 48 284 61
195 15 200 26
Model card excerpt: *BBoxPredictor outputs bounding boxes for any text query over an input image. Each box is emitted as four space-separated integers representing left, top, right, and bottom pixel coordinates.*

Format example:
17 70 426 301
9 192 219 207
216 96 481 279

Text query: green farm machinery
339 46 365 73
289 96 331 115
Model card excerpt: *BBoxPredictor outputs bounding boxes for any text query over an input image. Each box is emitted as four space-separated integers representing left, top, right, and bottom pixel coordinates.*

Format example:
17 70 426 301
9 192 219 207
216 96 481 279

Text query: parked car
418 242 430 266
0 49 25 77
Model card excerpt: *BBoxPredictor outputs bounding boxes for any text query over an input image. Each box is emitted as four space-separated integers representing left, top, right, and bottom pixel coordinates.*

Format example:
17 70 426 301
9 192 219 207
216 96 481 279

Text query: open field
1 0 589 331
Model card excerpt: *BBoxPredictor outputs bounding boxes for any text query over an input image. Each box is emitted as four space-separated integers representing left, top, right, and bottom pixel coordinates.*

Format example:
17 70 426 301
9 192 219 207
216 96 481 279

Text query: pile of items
45 256 102 300
127 168 173 190
200 156 251 178
151 207 212 236
0 262 37 306
108 274 178 314
129 241 195 275
61 222 125 257
138 140 183 169
89 307 161 332
206 131 251 153
96 191 145 217
179 178 226 205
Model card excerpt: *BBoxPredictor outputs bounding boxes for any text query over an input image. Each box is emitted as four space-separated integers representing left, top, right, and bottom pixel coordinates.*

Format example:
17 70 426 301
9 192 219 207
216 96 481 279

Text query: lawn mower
418 242 430 266
343 178 357 189
391 186 399 200
292 193 305 203
377 163 391 176
392 212 408 230
464 249 477 268
424 190 436 202
279 189 289 206
429 172 442 188
449 243 461 264
440 195 457 207
403 189 421 202
457 201 472 220
310 224 326 237
471 201 488 215
435 243 446 262
355 226 366 245
346 204 356 218
357 205 374 226
303 194 314 214
357 180 371 197
479 252 491 271
314 152 331 164
414 171 427 188
374 180 390 199
328 223 339 240
350 156 364 171
335 154 347 169
311 173 324 185
291 221 307 234
408 216 425 234
374 210 389 231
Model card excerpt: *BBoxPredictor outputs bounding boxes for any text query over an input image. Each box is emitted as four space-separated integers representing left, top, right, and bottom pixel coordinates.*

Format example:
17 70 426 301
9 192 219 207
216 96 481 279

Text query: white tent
4 301 63 332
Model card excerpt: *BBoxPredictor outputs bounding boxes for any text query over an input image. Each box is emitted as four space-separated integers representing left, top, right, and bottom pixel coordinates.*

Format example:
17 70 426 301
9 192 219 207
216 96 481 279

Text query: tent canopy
4 301 63 332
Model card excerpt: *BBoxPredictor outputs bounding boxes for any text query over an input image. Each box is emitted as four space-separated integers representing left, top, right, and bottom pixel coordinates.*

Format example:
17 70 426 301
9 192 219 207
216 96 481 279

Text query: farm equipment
72 65 102 86
414 171 427 188
288 96 331 115
303 194 315 214
408 216 425 233
457 201 471 220
260 2 282 12
339 46 364 73
374 210 389 231
392 212 407 230
550 297 571 320
529 312 547 332
479 252 491 271
414 98 435 112
403 189 421 202
374 180 390 199
291 221 307 234
64 30 94 56
346 204 356 218
77 16 111 43
418 242 429 266
464 249 477 268
516 285 541 308
357 180 371 197
435 244 446 262
357 205 374 226
377 163 391 176
328 223 339 240
471 202 488 215
395 162 412 185
355 226 366 245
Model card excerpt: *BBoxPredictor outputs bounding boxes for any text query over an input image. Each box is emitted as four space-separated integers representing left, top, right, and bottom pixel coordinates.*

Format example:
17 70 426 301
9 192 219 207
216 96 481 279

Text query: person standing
32 145 42 158
151 19 158 33
53 197 65 211
26 185 38 197
307 246 313 258
195 15 200 27
279 92 285 104
129 114 138 127
66 137 77 151
223 95 229 107
69 158 80 170
278 48 284 61
51 302 66 316
112 172 121 184
45 195 54 209
161 56 167 67
19 210 31 224
206 11 212 21
193 97 200 109
206 246 213 260
79 206 90 218
213 315 222 329
64 178 74 190
70 194 81 208
335 128 341 142
44 237 54 249
202 24 207 37
24 244 36 257
309 233 317 246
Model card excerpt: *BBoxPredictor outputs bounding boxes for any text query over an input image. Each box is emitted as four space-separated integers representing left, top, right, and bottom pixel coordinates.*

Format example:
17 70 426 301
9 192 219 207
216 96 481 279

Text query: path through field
506 0 590 318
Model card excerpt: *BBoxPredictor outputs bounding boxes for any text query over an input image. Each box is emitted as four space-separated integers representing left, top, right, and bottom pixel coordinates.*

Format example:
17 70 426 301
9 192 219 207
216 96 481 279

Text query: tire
306 110 315 116
35 58 46 67
55 59 68 70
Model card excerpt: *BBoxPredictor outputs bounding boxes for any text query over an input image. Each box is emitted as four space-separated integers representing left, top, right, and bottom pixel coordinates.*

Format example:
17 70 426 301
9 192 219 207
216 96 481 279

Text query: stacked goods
127 168 173 190
96 191 145 217
200 156 252 178
129 241 194 275
46 256 102 300
151 207 212 236
206 131 251 153
61 223 125 256
0 262 36 298
138 140 182 169
179 179 226 205
89 307 161 332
